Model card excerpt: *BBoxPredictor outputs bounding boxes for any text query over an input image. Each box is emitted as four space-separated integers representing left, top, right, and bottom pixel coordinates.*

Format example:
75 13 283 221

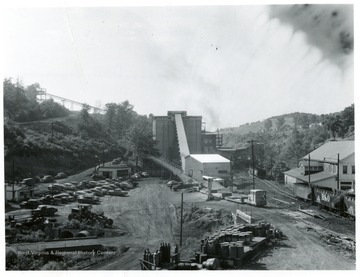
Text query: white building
184 154 231 186
5 184 34 202
97 163 132 179
284 140 355 191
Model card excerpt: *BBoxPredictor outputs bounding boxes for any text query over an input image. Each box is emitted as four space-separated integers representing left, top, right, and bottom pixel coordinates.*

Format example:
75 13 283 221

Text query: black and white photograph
2 0 356 271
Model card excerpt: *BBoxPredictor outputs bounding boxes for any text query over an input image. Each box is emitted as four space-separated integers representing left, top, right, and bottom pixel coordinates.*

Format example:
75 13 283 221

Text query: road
8 176 355 270
94 176 355 270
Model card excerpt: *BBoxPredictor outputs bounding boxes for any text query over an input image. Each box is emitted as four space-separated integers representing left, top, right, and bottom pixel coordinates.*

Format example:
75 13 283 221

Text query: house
284 140 355 191
97 162 132 179
5 184 34 202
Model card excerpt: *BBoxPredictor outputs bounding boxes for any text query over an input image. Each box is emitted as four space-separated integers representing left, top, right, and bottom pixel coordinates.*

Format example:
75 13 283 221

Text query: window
343 165 348 174
340 182 352 191
352 165 355 174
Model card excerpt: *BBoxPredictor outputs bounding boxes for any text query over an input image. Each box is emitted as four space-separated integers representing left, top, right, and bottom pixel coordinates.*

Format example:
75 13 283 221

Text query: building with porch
284 140 355 191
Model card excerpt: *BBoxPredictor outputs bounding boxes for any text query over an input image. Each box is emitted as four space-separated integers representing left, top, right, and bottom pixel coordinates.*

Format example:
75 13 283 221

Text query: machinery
68 204 113 227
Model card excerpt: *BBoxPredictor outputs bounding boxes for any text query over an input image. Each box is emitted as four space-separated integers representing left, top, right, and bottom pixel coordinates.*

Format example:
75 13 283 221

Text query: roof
98 163 130 169
303 140 354 163
284 168 336 183
189 154 230 163
5 185 29 192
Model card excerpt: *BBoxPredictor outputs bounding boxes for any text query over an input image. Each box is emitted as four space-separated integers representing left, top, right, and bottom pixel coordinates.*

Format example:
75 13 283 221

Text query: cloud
269 4 353 70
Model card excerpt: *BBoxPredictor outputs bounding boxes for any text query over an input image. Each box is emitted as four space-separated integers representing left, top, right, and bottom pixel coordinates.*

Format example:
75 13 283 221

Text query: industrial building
184 154 231 184
152 111 230 185
284 140 355 191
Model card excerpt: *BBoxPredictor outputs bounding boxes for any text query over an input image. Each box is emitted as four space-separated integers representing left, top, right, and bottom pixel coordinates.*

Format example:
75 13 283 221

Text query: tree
124 116 159 163
323 114 342 140
298 114 310 129
3 78 29 121
277 117 285 130
283 128 306 168
3 79 70 122
104 100 136 138
264 119 272 131
76 104 104 139
338 104 354 137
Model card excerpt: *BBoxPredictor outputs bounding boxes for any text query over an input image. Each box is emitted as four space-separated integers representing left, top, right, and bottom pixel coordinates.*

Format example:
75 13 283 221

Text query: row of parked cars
18 169 148 209
19 178 139 208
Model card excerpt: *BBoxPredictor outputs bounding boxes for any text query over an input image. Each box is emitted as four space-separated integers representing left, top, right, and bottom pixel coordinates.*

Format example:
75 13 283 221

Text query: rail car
343 193 355 217
293 183 355 218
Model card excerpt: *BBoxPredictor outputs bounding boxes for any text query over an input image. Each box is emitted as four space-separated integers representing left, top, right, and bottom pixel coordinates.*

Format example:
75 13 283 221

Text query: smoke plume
269 4 353 69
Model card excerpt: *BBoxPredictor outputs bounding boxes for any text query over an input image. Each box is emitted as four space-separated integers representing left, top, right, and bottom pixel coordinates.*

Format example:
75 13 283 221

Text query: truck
108 189 128 196
31 205 58 217
78 194 100 204
247 189 267 207
20 199 40 209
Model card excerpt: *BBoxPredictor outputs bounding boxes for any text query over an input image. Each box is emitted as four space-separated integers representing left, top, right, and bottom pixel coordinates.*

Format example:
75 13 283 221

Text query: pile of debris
180 207 233 238
193 222 283 269
321 232 356 253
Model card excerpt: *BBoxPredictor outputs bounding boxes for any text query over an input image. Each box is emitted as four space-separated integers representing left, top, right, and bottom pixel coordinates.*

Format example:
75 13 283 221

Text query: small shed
5 184 34 202
97 162 131 179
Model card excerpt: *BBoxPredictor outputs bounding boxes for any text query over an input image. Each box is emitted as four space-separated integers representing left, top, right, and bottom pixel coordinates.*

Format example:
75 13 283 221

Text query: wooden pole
337 153 340 190
251 140 255 189
180 193 183 247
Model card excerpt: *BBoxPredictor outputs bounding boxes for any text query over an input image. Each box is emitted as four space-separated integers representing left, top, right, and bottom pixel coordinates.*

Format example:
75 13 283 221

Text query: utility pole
94 156 98 173
51 122 54 142
103 150 105 166
337 153 340 190
180 193 184 247
308 154 311 185
12 160 15 201
247 140 256 189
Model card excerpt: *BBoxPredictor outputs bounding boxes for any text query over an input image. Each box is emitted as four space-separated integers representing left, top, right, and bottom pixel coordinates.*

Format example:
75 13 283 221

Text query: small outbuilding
5 184 34 202
97 162 131 179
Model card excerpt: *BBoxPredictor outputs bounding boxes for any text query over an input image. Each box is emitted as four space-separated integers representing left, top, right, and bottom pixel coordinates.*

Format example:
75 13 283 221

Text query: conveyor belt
174 113 190 170
144 155 198 185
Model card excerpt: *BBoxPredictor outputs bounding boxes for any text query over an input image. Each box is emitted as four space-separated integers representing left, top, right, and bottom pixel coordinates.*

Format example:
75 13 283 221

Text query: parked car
90 188 103 196
41 175 55 183
63 183 77 191
108 189 128 196
141 172 150 177
91 174 105 180
39 195 60 205
48 183 64 193
131 173 142 180
20 178 35 186
55 172 67 179
53 193 74 203
112 158 122 165
167 180 178 187
20 199 40 209
78 194 100 204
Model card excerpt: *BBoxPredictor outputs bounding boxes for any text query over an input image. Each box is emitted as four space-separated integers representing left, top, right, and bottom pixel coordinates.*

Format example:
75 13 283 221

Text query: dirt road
92 176 355 270
8 176 355 270
90 178 180 270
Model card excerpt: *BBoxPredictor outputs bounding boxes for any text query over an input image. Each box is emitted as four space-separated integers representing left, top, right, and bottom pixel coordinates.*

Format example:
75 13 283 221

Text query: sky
2 2 354 131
